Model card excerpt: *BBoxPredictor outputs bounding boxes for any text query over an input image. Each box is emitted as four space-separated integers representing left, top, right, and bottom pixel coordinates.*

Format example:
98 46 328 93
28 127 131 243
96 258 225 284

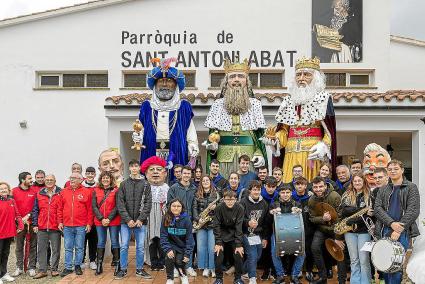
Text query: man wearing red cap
140 157 169 271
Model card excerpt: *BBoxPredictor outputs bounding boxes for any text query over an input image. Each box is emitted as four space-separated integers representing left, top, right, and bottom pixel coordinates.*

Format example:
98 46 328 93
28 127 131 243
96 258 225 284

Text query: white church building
0 0 424 217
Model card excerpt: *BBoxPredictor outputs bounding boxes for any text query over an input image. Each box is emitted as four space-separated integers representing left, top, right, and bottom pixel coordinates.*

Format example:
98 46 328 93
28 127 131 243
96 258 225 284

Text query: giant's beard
224 86 251 115
289 83 320 106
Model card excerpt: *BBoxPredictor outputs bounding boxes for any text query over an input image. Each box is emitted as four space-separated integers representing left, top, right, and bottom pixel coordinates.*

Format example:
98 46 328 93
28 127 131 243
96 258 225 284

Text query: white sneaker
186 267 197 277
89 261 97 270
11 269 22 277
0 278 4 284
28 269 36 277
180 275 189 284
211 270 216 278
249 277 257 284
174 268 179 277
80 263 85 269
1 273 15 282
166 280 174 284
202 269 209 277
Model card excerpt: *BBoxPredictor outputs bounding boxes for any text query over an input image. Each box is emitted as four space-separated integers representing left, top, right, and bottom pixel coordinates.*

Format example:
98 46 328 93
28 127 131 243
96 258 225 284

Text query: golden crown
295 57 321 71
223 58 250 74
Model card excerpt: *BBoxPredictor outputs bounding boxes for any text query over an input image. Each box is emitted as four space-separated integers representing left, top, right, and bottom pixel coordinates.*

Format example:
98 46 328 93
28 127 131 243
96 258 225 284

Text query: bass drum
273 213 305 256
371 238 405 273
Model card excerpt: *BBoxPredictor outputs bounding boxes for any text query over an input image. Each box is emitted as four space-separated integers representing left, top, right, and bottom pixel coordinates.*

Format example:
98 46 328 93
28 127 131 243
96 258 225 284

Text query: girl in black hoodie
160 199 194 284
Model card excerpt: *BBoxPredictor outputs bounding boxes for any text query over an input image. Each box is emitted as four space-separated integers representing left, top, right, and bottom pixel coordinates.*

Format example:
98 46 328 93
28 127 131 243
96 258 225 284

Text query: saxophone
193 194 221 230
334 207 370 235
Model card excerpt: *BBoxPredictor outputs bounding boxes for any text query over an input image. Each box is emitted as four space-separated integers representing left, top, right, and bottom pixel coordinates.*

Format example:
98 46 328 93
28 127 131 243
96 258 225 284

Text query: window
87 74 108 87
40 75 59 87
324 70 374 87
259 73 283 88
183 71 196 88
349 74 369 86
63 74 84 87
123 73 147 88
325 73 346 87
210 70 284 88
37 72 108 89
211 72 225 88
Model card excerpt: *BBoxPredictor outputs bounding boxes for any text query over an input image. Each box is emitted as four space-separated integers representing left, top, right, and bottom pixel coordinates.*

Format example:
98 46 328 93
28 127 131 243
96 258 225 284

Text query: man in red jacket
11 172 37 277
58 173 93 277
32 174 62 279
30 170 46 192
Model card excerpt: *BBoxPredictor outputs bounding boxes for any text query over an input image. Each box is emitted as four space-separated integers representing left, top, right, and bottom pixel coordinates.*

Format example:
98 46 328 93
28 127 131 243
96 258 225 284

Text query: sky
0 0 424 41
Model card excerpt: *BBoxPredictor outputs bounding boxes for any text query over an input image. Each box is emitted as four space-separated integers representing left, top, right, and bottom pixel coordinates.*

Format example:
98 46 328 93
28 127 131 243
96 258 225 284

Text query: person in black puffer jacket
160 198 194 284
340 173 373 284
193 175 220 277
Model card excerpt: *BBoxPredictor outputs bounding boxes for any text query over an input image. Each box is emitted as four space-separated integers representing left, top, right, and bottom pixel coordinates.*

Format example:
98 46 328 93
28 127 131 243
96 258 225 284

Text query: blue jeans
242 236 263 278
382 227 409 284
96 225 120 249
119 224 147 270
196 229 215 270
271 233 305 277
345 232 371 284
63 226 86 269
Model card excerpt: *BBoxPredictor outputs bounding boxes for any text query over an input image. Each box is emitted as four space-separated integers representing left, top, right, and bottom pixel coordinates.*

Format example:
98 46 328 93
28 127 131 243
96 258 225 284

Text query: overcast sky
0 0 424 41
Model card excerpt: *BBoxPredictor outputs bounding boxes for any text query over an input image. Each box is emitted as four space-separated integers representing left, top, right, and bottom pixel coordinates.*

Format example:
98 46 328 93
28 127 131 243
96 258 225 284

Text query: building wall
0 0 418 186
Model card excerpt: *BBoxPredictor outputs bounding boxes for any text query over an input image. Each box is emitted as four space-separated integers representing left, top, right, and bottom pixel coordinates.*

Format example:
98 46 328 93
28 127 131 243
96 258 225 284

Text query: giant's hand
188 143 199 157
132 132 143 144
252 155 265 168
201 140 218 151
308 141 330 160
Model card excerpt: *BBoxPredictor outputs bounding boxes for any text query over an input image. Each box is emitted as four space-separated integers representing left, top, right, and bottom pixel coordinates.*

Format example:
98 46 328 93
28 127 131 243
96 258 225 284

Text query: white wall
389 40 425 89
0 0 415 186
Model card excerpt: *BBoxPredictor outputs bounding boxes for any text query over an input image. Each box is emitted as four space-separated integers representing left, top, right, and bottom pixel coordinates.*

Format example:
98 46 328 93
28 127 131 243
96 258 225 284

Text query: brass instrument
334 207 370 235
193 194 221 230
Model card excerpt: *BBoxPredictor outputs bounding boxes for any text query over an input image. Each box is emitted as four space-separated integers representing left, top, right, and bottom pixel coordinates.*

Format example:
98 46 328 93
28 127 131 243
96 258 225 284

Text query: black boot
112 248 120 276
95 248 105 276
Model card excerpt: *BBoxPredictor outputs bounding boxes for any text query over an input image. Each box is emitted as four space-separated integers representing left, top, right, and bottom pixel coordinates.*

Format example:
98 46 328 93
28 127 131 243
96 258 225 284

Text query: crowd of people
0 154 420 284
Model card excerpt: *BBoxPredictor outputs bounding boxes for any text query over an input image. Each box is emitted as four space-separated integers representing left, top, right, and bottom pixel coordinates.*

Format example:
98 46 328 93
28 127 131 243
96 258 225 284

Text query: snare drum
273 213 305 256
371 238 405 273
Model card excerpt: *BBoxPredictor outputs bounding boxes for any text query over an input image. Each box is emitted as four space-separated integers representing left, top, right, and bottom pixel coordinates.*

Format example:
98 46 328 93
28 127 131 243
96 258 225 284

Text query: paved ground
6 240 348 284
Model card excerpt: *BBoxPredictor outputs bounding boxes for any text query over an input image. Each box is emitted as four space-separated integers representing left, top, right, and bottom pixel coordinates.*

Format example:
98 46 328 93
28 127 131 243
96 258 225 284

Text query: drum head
372 240 395 271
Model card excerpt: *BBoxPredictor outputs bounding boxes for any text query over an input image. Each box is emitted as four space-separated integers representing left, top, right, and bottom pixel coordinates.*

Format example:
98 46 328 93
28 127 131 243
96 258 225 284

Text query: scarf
291 190 310 202
261 186 278 204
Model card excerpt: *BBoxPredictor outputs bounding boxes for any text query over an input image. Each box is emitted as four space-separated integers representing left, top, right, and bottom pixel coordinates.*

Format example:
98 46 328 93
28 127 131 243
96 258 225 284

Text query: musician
259 176 279 280
269 185 304 284
340 173 373 284
160 198 194 284
292 176 314 282
308 176 344 284
371 167 388 199
213 190 245 284
209 159 229 192
226 172 246 201
240 181 269 283
193 175 220 278
272 167 285 191
374 160 420 284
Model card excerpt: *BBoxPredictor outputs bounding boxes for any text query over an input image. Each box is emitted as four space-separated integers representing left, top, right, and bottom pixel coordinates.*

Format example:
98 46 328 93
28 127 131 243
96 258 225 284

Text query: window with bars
38 72 108 88
123 73 147 88
211 73 225 88
210 71 284 88
324 72 373 87
325 73 346 87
